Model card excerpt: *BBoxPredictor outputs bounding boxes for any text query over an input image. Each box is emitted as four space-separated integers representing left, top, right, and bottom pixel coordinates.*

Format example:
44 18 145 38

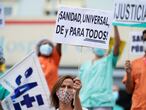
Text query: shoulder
132 57 143 65
105 50 118 63
133 57 143 62
107 50 119 57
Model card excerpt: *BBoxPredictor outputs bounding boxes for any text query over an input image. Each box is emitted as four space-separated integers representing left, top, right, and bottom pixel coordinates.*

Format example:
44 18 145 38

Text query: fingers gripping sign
125 60 132 74
73 77 82 95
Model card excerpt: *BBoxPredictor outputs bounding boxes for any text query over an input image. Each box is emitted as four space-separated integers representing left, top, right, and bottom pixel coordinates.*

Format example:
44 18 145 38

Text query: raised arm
113 26 120 56
73 78 83 110
123 60 134 94
56 43 62 56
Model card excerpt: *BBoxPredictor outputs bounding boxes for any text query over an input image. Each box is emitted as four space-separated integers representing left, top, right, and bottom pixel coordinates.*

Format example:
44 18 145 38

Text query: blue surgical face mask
39 44 53 56
113 91 119 101
93 48 106 57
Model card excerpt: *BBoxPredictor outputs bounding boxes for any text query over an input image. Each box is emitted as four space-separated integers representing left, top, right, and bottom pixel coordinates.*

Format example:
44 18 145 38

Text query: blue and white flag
0 52 55 110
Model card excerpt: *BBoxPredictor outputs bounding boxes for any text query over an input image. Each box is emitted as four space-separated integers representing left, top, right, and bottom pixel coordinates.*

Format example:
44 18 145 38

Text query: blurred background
0 0 145 109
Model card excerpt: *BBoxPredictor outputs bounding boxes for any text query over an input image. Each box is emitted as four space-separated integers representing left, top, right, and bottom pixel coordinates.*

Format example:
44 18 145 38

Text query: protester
113 85 124 110
79 26 120 110
51 75 86 110
36 39 62 92
0 48 9 109
122 30 146 110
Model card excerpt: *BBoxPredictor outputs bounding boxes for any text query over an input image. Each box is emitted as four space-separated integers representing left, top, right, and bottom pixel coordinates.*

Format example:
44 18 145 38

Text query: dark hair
143 30 146 40
0 47 5 64
51 75 75 109
143 30 146 36
0 57 5 65
36 39 54 56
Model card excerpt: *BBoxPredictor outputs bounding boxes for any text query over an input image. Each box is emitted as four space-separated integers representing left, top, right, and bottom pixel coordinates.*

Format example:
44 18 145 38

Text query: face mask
143 41 146 52
93 48 106 57
56 88 74 104
39 44 53 56
113 91 119 101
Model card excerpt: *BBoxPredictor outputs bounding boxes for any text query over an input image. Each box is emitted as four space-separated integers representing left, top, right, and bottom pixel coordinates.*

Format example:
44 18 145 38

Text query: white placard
130 32 145 55
0 52 54 110
53 6 113 49
114 0 146 24
0 5 4 27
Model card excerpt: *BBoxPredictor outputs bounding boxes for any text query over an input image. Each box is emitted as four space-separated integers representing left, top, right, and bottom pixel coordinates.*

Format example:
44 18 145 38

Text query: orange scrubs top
39 48 61 92
123 57 146 110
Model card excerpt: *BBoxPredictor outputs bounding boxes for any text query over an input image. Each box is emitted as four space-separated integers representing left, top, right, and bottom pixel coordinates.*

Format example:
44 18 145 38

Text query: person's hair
143 30 146 40
51 75 75 109
143 30 146 36
36 39 54 56
0 57 5 65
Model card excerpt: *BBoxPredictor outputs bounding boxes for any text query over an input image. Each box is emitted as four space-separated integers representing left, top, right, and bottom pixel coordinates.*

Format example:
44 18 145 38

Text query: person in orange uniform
122 30 146 110
36 39 62 92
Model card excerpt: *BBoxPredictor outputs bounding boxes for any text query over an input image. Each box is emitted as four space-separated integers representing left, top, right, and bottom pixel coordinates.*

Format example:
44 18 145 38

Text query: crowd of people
0 26 146 110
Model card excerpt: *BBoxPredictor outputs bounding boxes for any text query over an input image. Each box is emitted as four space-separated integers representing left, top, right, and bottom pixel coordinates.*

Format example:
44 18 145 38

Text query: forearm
125 73 134 94
74 92 82 110
113 26 120 56
56 43 62 56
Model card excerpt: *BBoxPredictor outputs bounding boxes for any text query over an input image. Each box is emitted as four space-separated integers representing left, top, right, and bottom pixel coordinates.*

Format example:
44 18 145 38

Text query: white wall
18 0 45 16
85 0 114 10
